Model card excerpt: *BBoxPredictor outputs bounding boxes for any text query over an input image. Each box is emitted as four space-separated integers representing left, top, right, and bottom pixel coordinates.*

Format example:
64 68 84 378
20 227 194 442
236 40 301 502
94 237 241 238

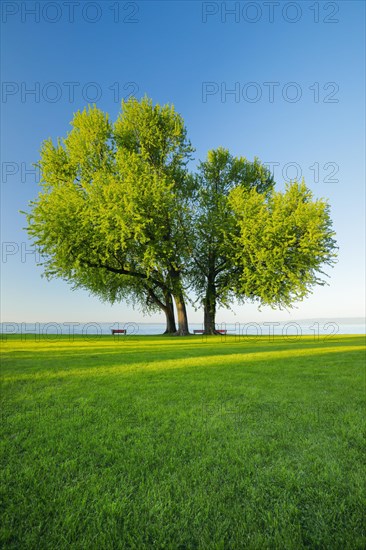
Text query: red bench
111 329 126 335
193 329 227 335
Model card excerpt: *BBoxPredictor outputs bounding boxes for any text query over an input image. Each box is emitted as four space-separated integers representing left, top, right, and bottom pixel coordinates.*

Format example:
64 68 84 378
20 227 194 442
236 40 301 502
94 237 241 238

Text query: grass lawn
1 333 365 549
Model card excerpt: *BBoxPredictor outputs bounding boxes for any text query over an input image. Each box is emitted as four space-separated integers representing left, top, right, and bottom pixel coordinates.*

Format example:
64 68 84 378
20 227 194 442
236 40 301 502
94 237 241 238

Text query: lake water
1 320 365 337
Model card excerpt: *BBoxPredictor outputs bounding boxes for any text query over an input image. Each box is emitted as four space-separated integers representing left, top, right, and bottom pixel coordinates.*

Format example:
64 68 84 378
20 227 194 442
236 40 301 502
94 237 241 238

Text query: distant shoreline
1 319 365 336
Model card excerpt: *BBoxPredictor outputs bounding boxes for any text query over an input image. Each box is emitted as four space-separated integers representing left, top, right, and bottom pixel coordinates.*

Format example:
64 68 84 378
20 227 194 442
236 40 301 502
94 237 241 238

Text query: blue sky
1 0 365 324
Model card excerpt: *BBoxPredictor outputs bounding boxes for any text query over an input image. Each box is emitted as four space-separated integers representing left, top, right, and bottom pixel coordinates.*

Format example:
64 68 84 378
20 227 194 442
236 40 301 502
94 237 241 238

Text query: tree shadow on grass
2 337 365 387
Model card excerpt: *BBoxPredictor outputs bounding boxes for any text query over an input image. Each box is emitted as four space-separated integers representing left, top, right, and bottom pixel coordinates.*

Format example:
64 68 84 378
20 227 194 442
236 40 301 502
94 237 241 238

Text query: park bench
193 329 227 335
111 329 126 335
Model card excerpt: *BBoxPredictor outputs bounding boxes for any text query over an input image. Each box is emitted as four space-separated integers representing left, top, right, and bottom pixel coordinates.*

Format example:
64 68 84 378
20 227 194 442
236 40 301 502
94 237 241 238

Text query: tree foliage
26 98 194 334
25 97 338 335
227 181 338 308
189 147 275 333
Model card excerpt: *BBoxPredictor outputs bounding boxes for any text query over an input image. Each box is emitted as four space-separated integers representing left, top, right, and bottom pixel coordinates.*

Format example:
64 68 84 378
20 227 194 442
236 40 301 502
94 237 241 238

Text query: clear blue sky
1 0 365 324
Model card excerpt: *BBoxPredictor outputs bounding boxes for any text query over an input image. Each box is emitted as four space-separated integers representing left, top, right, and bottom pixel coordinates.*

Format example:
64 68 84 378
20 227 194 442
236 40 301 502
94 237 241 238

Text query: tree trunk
147 288 176 335
173 293 190 335
203 279 217 334
163 293 177 334
168 268 190 335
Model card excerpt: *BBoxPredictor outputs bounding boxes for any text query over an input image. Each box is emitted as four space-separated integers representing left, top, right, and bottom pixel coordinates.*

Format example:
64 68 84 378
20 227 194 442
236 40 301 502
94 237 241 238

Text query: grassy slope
1 334 365 549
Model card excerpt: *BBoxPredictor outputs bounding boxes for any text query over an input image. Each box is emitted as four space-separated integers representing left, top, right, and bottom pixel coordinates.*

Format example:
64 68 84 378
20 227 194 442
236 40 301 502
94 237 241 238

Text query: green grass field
1 333 365 549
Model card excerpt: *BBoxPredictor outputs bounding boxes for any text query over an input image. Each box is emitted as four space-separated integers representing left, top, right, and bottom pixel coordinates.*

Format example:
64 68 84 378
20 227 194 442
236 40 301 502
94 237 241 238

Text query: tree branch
83 259 170 293
147 288 167 311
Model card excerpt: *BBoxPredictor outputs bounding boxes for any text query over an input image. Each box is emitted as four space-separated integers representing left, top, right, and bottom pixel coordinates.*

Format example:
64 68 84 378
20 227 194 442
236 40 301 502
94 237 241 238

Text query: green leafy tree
226 181 338 308
189 148 274 333
190 148 337 333
25 97 194 335
25 98 337 335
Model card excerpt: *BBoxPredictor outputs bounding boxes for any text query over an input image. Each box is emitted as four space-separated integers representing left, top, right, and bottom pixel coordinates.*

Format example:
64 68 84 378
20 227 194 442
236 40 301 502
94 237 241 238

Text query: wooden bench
111 329 126 335
193 329 227 335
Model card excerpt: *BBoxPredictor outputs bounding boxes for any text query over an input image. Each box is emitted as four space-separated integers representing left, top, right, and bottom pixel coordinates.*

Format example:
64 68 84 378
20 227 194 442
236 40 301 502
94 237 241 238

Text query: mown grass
1 333 365 549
